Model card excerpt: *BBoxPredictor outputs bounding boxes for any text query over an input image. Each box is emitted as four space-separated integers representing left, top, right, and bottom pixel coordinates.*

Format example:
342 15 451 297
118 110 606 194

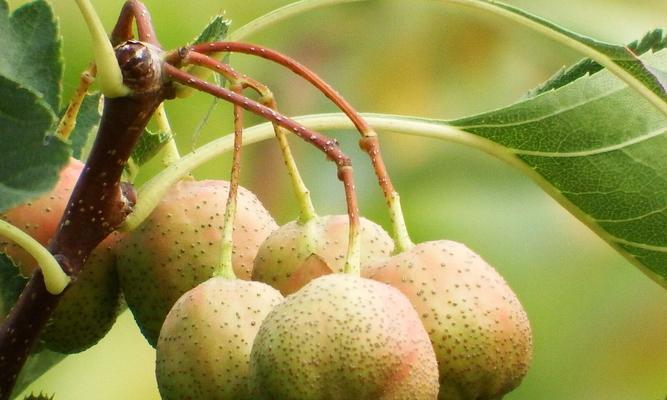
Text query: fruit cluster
1 158 532 399
0 2 532 397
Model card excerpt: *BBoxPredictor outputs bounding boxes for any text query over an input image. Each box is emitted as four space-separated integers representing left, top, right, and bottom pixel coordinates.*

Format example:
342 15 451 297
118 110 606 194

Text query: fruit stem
0 220 70 295
164 63 362 274
74 0 130 98
266 96 319 224
56 63 97 141
339 166 361 275
181 50 317 223
186 42 414 251
359 135 413 252
216 83 244 281
0 87 170 400
388 193 413 252
153 103 181 166
165 65 350 172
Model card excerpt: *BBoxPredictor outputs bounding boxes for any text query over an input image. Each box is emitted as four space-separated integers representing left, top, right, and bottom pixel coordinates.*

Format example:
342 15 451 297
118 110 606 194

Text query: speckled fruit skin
40 232 123 353
365 240 533 400
252 215 393 295
0 158 83 276
116 178 278 346
0 158 123 353
249 274 439 399
156 278 283 400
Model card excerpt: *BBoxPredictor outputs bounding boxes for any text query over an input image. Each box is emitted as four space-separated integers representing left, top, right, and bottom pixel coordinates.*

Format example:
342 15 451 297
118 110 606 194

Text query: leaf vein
513 127 666 157
457 85 619 130
594 205 667 223
609 236 667 252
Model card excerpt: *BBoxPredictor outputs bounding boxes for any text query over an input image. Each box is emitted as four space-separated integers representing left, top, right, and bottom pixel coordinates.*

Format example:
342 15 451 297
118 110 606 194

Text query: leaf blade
0 0 63 111
407 50 667 286
528 29 667 97
66 92 102 160
0 76 69 213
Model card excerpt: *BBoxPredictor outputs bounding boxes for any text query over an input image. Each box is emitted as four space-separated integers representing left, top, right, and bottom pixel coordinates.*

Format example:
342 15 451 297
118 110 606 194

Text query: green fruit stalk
0 159 122 353
366 240 533 400
250 274 440 399
156 278 283 400
116 178 277 346
252 214 393 294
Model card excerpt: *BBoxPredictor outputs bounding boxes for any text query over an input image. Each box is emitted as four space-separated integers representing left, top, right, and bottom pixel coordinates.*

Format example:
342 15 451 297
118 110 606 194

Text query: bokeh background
6 0 667 398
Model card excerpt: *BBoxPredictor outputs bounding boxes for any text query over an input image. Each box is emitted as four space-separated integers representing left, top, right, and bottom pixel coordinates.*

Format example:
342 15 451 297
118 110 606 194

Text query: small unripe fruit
0 158 122 353
116 178 277 346
40 232 122 353
365 240 533 400
252 215 393 295
250 274 440 399
156 278 283 400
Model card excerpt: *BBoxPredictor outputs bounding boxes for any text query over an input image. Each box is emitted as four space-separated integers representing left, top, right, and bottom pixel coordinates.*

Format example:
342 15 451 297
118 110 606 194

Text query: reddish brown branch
186 42 369 135
184 42 397 204
228 83 244 215
164 63 350 169
0 39 172 399
111 0 159 47
0 92 170 400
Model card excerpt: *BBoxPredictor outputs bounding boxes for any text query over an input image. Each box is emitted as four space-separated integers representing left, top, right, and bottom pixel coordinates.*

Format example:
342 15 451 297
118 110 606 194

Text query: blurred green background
7 0 667 398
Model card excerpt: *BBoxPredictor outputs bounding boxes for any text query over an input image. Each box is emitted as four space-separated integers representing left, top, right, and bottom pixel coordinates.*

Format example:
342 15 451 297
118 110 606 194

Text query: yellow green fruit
0 158 83 276
40 232 123 353
252 215 393 295
116 178 277 346
156 278 283 400
365 240 533 400
250 274 439 399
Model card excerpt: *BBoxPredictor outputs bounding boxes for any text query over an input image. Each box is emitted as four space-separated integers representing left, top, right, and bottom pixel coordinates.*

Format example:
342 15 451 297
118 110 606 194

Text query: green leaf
191 15 231 45
528 29 667 96
131 129 173 167
0 254 26 322
176 15 231 97
435 49 667 286
0 0 63 111
0 76 69 213
65 92 102 160
13 349 65 398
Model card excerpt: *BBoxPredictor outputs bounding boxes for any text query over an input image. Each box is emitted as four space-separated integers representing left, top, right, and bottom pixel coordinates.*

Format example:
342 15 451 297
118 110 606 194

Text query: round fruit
250 274 440 399
40 232 122 353
252 214 393 295
365 240 532 400
0 158 123 353
156 278 283 400
0 158 83 276
116 178 278 346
